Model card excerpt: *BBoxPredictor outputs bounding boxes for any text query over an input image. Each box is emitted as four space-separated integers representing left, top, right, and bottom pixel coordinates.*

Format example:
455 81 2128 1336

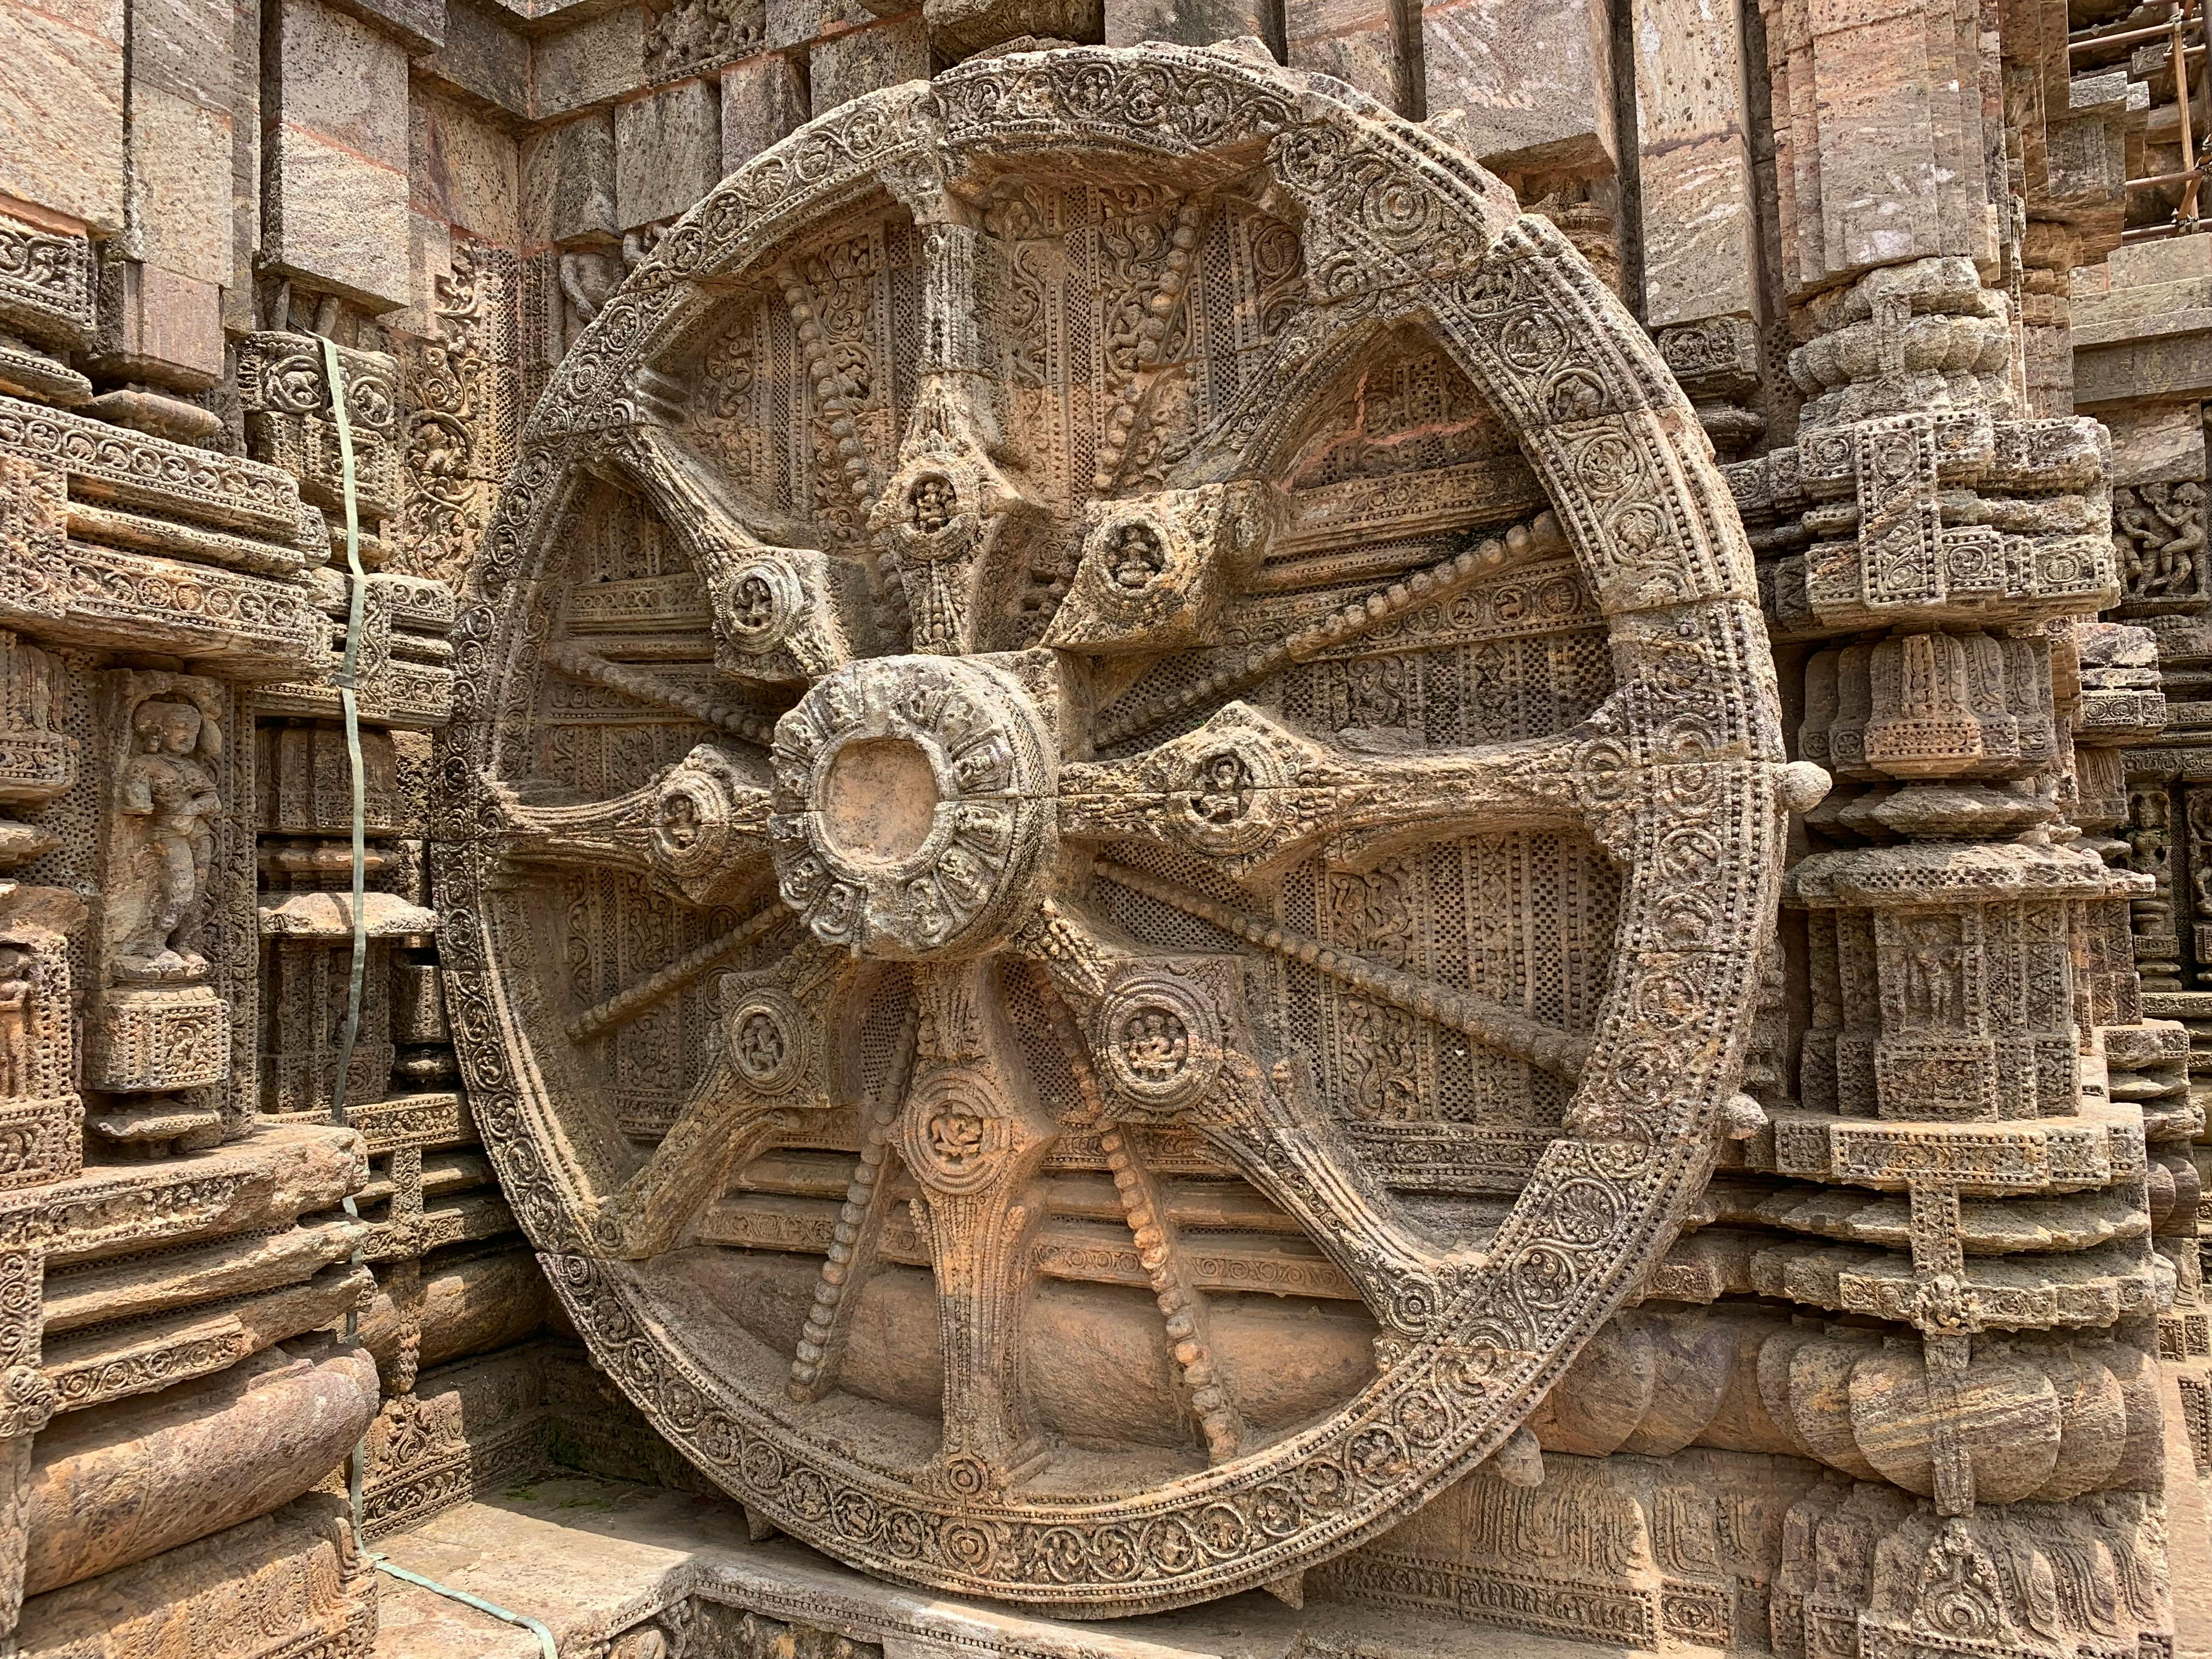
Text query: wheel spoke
592 943 855 1258
1098 1122 1251 1462
1040 480 1273 658
566 903 789 1045
494 742 774 908
1011 898 1465 1339
789 1004 921 1404
608 424 856 684
1186 1049 1467 1339
1096 861 1588 1077
902 962 1056 1495
1065 702 1589 884
1089 512 1565 750
869 205 1050 656
548 641 778 745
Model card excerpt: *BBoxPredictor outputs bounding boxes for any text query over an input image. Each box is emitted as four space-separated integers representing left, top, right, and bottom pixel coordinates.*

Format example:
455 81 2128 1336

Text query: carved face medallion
719 558 804 654
447 43 1799 1620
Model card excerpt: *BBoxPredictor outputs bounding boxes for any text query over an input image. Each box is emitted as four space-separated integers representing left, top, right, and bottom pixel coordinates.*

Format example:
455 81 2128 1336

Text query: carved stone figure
114 695 221 979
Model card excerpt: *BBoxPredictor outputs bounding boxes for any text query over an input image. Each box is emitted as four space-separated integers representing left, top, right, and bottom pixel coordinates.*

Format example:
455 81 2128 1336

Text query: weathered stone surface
529 5 645 119
14 1492 373 1658
1631 0 1757 331
720 52 810 168
411 91 520 249
520 112 618 249
806 13 929 108
21 1340 377 1596
0 0 125 233
1284 0 1404 109
261 0 412 307
0 0 2198 1645
1421 0 1613 173
613 77 722 232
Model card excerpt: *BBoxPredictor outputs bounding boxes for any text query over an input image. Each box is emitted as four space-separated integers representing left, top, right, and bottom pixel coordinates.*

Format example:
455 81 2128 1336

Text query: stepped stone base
370 1476 1635 1659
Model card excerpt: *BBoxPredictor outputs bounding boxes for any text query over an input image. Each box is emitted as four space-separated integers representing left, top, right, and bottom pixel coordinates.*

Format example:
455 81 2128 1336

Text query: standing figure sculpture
0 945 36 1096
116 695 222 978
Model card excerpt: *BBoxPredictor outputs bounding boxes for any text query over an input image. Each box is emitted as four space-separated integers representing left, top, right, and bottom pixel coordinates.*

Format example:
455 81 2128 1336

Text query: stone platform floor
369 1475 1647 1659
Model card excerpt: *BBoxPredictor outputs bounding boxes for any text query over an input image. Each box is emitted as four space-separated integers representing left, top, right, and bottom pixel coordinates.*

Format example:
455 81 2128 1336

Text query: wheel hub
769 654 1060 960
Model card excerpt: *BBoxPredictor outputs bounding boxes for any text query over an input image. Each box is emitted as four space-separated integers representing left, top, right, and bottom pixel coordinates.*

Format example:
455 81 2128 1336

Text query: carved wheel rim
438 42 1802 1615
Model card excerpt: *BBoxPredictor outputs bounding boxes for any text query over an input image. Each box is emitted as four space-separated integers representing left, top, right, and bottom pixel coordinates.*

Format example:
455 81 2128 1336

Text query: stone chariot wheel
437 41 1815 1616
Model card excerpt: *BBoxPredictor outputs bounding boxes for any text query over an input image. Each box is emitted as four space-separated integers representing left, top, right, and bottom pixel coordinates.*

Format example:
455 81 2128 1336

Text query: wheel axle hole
822 737 939 865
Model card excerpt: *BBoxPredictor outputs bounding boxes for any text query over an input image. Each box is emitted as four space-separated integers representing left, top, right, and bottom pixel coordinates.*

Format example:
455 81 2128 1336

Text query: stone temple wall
0 0 2203 1653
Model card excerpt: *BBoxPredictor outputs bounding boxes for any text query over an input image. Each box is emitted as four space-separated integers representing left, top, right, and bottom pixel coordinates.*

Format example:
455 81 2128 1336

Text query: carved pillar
1728 0 2172 1629
0 1246 53 1658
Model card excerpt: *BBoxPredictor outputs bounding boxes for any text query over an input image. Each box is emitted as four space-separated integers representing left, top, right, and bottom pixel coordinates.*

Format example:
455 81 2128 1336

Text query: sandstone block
808 13 929 111
14 1492 373 1659
926 0 1100 59
411 90 520 245
615 76 723 231
1632 0 1757 327
129 0 238 115
531 4 645 120
2102 399 2207 487
721 52 810 171
765 0 827 49
128 84 233 289
262 124 411 308
1421 0 1614 174
1104 0 1269 47
422 0 529 118
0 0 126 232
267 0 410 170
331 0 443 50
22 1341 379 1598
387 208 453 340
522 112 619 248
1285 0 1405 110
84 260 224 390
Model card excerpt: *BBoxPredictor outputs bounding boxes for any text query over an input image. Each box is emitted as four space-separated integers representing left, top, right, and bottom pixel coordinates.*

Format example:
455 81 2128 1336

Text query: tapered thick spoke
611 425 855 683
592 943 853 1259
868 210 1049 656
1063 701 1589 885
1096 862 1588 1078
1011 898 1469 1338
901 962 1057 1495
493 743 774 908
1184 1052 1469 1338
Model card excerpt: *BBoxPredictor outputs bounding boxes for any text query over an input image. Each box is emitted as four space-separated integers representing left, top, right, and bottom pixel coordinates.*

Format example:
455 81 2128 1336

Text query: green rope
318 332 371 1129
317 332 375 1557
317 332 561 1653
372 1559 561 1659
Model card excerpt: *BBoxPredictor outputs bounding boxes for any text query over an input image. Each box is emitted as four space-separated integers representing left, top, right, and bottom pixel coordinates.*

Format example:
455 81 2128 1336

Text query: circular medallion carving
1097 972 1220 1108
719 557 805 654
722 987 808 1094
1171 740 1284 856
444 42 1801 1620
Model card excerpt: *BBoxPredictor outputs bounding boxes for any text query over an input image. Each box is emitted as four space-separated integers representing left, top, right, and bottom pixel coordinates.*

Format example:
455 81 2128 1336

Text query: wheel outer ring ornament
444 42 1793 1618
